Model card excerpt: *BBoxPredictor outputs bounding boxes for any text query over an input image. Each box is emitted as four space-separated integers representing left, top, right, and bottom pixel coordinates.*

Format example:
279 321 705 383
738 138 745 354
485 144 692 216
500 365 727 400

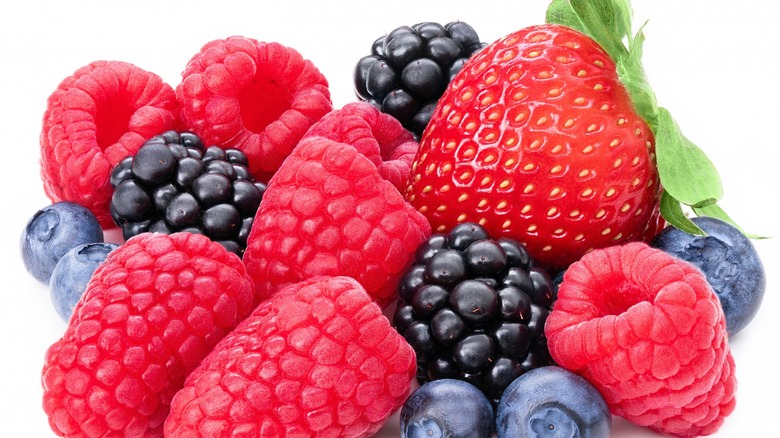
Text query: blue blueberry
651 216 765 336
49 242 119 322
400 379 493 438
20 202 104 284
496 366 610 438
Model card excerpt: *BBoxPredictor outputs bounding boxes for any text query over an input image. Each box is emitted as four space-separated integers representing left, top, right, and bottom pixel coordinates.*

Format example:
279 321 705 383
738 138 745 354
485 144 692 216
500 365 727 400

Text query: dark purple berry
131 142 175 186
382 89 417 124
165 193 199 227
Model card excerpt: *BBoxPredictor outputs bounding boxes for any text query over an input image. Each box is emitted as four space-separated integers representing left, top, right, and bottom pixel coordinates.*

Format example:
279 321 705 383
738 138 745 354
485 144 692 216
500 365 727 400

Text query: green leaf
617 21 659 126
546 0 585 31
654 108 724 208
694 203 768 239
558 0 630 61
660 191 705 235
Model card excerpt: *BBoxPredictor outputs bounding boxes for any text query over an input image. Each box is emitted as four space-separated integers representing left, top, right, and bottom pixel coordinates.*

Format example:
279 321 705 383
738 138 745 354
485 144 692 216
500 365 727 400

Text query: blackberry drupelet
354 21 485 138
393 222 556 405
110 130 266 256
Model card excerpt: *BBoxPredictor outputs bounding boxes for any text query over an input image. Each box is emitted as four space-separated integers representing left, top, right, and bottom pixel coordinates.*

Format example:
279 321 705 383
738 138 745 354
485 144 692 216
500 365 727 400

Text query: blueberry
651 217 765 336
400 379 493 438
49 243 119 322
496 366 611 438
20 202 104 284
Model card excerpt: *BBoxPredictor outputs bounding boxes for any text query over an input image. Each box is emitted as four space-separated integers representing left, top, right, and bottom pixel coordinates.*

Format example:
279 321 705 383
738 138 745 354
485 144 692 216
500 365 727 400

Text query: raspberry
40 60 180 228
302 102 419 192
545 242 736 437
109 130 266 255
164 276 416 437
177 36 333 182
242 135 431 307
41 232 257 437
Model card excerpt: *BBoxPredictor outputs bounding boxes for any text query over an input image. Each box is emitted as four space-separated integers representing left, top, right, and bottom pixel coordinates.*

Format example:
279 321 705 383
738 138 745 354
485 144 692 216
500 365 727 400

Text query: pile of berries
22 2 767 438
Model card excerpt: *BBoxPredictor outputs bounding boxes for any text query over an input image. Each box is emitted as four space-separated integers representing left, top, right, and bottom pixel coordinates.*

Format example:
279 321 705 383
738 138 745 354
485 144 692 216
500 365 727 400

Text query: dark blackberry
354 21 486 138
109 130 265 256
392 222 556 405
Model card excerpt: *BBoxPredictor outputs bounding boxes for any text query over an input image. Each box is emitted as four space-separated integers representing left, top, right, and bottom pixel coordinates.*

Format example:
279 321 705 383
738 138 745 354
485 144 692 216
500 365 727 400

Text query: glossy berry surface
20 201 104 284
354 21 485 138
110 130 266 255
400 379 493 438
496 366 610 438
405 24 663 271
49 242 119 322
393 222 555 404
652 216 765 336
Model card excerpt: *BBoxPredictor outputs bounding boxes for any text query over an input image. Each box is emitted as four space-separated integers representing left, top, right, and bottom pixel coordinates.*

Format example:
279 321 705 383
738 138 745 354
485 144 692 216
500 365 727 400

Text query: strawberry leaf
660 191 705 236
654 108 723 208
693 203 768 239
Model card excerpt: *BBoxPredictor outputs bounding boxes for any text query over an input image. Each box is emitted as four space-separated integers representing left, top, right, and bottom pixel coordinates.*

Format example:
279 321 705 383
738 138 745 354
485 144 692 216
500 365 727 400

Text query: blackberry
110 130 266 256
393 222 556 404
354 21 486 138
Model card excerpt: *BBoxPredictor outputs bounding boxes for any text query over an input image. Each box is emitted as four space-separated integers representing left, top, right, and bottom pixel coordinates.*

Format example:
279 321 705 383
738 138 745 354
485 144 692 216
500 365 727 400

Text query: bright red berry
302 102 419 192
545 242 736 437
40 60 180 228
41 232 257 437
243 132 431 307
405 24 663 271
177 36 333 182
164 276 417 437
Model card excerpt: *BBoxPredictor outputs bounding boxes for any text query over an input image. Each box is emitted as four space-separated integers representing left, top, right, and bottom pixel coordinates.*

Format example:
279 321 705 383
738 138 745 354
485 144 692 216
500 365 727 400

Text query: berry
110 130 266 256
40 60 179 227
393 222 555 404
301 102 419 192
496 366 611 438
242 133 431 307
354 21 485 138
20 201 104 284
177 36 333 182
49 242 119 322
42 232 257 437
652 217 765 336
164 276 416 437
405 24 663 271
400 379 493 438
545 242 736 437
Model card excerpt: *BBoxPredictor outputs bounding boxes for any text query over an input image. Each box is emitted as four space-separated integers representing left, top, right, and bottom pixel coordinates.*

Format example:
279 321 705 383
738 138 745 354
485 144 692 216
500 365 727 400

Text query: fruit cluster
22 1 767 437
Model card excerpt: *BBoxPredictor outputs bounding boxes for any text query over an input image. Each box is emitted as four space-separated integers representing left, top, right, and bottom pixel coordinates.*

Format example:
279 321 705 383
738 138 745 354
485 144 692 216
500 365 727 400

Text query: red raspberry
242 135 431 307
545 242 736 437
302 102 419 192
40 61 179 228
42 232 257 437
177 36 333 182
164 276 416 437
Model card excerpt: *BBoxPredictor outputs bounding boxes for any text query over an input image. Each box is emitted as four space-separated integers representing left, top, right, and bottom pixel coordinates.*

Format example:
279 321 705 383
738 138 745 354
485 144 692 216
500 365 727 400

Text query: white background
1 1 778 436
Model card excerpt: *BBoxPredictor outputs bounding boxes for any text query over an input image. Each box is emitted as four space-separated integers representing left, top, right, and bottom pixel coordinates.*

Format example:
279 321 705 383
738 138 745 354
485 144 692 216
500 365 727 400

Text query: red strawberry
243 109 431 307
164 276 416 437
42 232 257 437
405 24 663 271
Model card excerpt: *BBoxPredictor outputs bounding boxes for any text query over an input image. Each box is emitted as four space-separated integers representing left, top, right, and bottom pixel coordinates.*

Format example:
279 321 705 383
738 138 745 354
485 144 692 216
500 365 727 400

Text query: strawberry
405 23 663 271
